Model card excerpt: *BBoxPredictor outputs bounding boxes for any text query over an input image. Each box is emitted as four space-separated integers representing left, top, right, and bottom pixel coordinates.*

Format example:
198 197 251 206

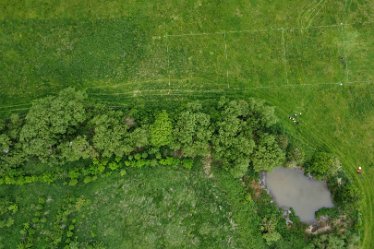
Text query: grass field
0 167 266 248
1 0 374 248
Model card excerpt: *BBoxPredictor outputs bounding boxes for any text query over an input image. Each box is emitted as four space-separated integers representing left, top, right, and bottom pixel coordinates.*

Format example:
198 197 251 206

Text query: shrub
120 169 127 177
306 152 341 179
182 159 193 170
315 207 339 219
69 179 78 186
108 162 119 171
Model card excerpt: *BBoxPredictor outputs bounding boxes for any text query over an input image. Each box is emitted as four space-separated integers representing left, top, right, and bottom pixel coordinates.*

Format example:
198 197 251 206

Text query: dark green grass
76 167 265 249
0 183 75 247
0 167 266 249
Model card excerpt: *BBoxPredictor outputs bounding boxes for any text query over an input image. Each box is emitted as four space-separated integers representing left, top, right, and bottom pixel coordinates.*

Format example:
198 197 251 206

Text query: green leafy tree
306 152 341 179
286 144 305 167
213 99 256 178
312 234 346 249
173 102 212 158
150 110 173 147
91 111 132 158
0 134 11 154
0 119 5 131
251 134 285 172
276 134 289 151
59 136 97 162
245 98 278 131
20 88 87 162
129 127 149 149
260 215 282 245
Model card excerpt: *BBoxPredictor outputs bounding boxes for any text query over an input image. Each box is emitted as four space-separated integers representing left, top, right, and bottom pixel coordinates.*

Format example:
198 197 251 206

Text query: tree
251 134 285 172
0 119 5 131
312 234 346 249
149 110 173 147
306 152 341 179
20 88 87 162
59 136 97 162
261 215 282 245
0 134 11 154
9 113 22 129
286 144 304 167
246 98 278 131
213 99 256 178
276 134 289 151
91 111 132 159
129 127 149 149
173 102 212 158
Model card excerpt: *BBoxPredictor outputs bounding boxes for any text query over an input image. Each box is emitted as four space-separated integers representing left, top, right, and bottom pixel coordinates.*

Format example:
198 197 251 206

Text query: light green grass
1 0 374 248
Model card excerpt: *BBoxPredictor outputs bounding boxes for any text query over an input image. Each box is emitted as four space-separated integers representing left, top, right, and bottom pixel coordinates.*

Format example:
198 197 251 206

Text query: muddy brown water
265 167 334 223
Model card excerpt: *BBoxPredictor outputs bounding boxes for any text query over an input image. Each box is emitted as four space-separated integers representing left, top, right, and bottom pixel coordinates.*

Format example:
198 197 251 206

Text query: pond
265 167 334 224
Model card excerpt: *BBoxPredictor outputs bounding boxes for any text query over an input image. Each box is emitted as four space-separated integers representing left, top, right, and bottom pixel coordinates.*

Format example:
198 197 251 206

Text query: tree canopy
173 102 212 158
150 110 173 148
251 134 285 172
306 151 341 179
19 88 87 163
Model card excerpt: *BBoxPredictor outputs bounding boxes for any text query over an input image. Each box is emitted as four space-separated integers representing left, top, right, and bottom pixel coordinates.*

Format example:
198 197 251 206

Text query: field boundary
1 80 374 112
157 20 374 39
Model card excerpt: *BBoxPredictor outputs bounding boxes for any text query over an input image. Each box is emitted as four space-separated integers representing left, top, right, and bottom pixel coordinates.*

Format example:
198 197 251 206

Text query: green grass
78 167 267 249
0 167 266 249
1 0 374 248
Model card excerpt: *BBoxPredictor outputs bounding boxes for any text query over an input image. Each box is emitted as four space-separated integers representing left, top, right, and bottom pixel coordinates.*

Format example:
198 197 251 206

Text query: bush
306 152 341 179
182 159 193 170
315 207 339 219
286 145 304 167
69 179 78 186
120 169 127 176
108 162 119 171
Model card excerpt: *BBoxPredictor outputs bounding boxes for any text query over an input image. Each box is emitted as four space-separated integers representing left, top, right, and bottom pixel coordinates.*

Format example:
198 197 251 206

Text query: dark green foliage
213 99 256 178
1 91 290 183
0 200 18 228
244 98 278 132
173 102 212 158
306 152 341 180
286 144 305 167
0 119 5 131
91 110 132 158
328 171 360 207
251 134 286 172
260 214 282 245
311 234 346 249
0 89 363 249
59 136 97 162
276 134 289 151
0 134 11 153
20 88 87 163
315 207 340 219
129 127 149 149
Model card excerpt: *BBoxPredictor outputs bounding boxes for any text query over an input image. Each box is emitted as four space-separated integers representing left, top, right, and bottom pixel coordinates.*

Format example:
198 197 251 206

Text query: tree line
0 88 291 182
0 88 361 249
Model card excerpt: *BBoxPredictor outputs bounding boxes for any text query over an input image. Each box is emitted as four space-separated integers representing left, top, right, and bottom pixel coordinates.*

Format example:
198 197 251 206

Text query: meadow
0 0 374 248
